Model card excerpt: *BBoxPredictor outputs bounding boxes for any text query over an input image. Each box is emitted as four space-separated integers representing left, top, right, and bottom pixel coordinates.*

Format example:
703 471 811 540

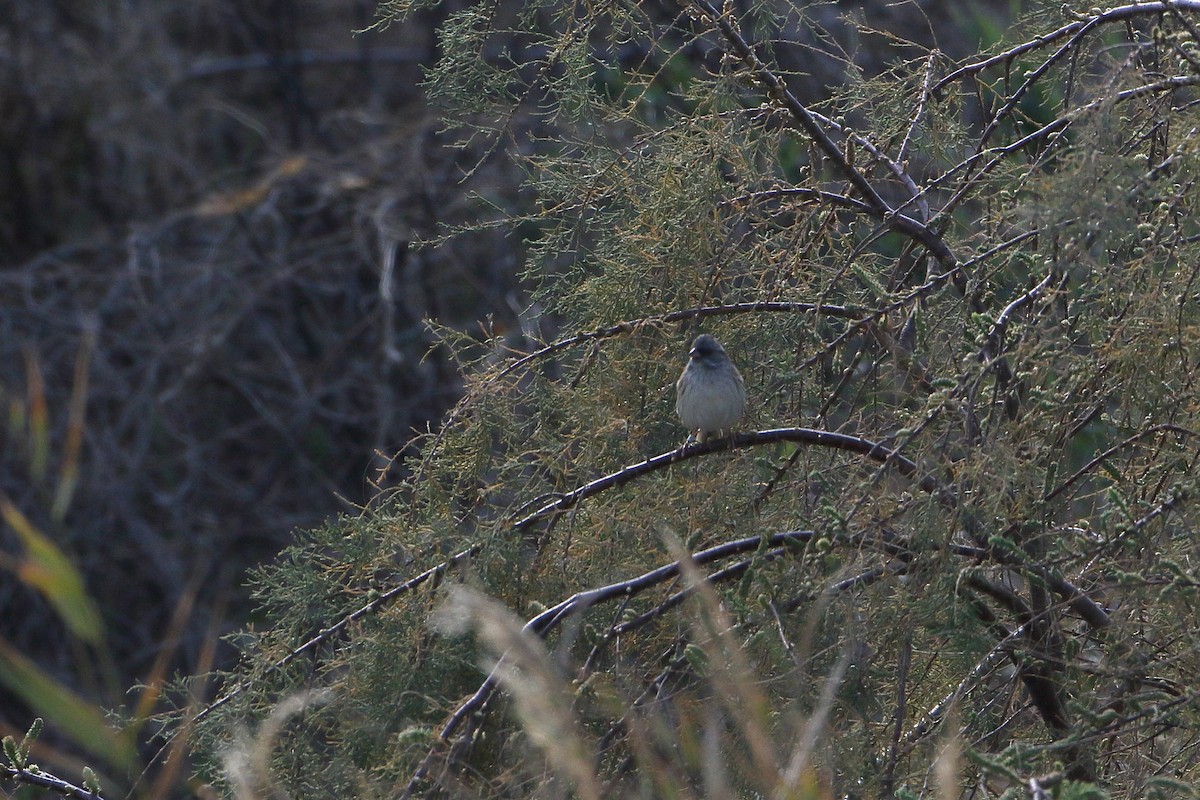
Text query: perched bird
675 334 746 443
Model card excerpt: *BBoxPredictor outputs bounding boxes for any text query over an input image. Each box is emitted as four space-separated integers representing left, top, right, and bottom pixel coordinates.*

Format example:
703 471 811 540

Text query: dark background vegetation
7 0 1127 797
1 0 534 775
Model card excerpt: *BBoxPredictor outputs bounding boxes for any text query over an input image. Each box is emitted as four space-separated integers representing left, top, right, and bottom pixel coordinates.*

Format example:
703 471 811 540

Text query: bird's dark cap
690 334 724 357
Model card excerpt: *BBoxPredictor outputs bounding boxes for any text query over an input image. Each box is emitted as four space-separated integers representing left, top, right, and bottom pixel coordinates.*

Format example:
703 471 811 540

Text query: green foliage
190 0 1200 797
81 766 101 795
0 717 40 771
0 643 134 772
1057 781 1112 800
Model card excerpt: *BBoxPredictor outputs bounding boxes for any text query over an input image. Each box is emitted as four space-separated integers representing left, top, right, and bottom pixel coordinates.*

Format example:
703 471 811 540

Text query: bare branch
512 427 949 534
932 1 1200 92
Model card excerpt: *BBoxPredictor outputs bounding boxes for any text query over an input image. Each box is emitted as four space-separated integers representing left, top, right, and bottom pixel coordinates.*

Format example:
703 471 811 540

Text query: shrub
183 1 1200 798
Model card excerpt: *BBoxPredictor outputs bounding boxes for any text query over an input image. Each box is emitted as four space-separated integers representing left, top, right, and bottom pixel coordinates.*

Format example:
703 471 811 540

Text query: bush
183 0 1200 797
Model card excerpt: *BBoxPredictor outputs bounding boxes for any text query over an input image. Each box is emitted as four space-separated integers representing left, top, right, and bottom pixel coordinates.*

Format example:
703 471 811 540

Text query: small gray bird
675 334 746 443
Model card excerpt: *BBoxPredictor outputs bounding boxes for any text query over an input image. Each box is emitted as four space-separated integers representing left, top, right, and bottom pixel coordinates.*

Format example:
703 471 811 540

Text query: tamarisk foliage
188 1 1200 797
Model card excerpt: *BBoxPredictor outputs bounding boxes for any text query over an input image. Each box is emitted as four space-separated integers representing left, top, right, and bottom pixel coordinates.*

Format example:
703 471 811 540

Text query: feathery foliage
188 1 1200 797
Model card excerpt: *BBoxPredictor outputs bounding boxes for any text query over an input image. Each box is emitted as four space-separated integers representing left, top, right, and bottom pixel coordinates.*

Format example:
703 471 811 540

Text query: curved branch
611 536 823 634
401 529 820 797
512 427 949 533
409 303 868 483
932 74 1200 226
206 424 953 730
1046 423 1200 502
982 269 1057 363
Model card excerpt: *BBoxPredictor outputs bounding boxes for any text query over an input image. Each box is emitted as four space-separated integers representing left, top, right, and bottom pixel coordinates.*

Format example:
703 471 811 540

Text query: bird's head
689 334 726 363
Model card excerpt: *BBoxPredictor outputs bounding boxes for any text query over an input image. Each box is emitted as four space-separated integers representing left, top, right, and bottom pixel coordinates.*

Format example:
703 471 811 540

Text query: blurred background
0 0 1015 790
0 0 533 771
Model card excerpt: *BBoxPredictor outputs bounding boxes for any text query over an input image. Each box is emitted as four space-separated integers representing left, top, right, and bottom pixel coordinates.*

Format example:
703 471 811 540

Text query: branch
1 766 105 800
932 74 1200 224
932 1 1200 92
687 0 967 282
193 545 480 726
438 530 822 742
899 638 1013 753
203 423 952 730
401 530 821 797
495 302 865 383
807 108 931 223
412 303 867 482
406 533 893 797
981 269 1058 365
1045 423 1200 503
611 535 827 634
969 532 1111 630
723 187 876 217
961 592 1091 779
512 427 949 534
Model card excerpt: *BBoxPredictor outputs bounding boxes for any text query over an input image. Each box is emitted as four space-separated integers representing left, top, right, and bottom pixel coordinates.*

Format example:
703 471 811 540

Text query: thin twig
932 1 1200 92
193 545 479 726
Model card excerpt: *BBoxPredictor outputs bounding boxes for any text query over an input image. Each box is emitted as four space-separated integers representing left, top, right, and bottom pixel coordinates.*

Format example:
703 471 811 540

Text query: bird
675 334 746 443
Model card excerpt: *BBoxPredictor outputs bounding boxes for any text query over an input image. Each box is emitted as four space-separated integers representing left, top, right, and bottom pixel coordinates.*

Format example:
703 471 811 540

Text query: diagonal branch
193 545 479 726
1 766 105 800
402 530 818 796
495 302 864 384
685 0 967 282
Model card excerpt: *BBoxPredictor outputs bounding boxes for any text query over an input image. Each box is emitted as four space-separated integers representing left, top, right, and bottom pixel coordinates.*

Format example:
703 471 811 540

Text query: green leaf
23 348 50 482
2 734 21 768
81 766 101 794
20 717 42 764
0 639 134 771
0 497 103 644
